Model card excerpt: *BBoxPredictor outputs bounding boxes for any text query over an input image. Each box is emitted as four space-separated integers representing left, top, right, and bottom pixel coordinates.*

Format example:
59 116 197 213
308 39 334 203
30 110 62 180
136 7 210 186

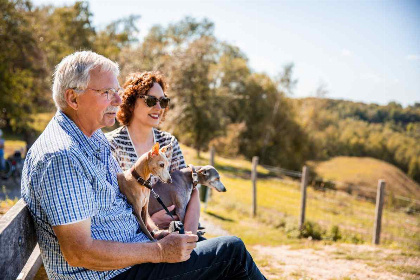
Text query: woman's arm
183 188 200 234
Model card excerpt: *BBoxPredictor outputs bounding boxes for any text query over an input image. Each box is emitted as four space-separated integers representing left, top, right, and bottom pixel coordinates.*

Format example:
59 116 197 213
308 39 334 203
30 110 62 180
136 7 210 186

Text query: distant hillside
292 97 420 183
308 156 420 200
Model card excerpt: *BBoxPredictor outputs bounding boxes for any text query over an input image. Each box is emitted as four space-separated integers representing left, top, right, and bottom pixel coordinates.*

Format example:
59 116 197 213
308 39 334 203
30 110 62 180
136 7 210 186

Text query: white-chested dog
118 142 172 240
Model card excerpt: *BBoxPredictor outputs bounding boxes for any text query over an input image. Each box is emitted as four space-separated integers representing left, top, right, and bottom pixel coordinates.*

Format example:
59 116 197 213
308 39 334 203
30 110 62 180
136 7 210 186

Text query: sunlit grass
4 140 26 158
181 144 420 251
308 156 420 200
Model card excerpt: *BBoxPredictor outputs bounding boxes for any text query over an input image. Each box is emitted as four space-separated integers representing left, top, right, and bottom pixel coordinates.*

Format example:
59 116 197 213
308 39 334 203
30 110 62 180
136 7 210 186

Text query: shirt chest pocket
89 157 119 210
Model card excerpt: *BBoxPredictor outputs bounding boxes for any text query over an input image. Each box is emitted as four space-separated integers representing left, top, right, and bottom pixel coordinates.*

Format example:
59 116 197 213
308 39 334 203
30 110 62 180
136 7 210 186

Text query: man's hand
156 232 198 263
151 205 179 229
153 229 170 240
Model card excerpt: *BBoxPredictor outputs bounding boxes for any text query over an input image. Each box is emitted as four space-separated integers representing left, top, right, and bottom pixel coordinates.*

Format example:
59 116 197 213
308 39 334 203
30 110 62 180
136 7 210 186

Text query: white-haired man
21 51 266 280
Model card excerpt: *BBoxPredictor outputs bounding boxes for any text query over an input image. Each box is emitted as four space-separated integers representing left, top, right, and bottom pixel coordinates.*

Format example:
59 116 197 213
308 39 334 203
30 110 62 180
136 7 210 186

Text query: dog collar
130 166 152 189
189 164 199 189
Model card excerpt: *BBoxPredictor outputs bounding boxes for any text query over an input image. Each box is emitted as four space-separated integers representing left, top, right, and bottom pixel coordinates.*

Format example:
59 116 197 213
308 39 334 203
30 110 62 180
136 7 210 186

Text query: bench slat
0 199 39 280
17 245 43 280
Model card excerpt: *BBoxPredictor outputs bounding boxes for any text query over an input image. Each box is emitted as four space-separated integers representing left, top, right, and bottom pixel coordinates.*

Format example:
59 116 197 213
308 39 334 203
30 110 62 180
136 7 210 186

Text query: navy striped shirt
21 111 149 280
105 126 186 179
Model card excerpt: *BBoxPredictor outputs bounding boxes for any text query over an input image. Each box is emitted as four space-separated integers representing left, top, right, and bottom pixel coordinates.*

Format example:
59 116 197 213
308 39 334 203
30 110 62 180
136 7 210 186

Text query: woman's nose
154 100 162 109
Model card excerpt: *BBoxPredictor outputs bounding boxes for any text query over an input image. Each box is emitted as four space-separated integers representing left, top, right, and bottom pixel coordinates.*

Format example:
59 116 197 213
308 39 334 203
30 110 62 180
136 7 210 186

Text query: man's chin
103 118 116 127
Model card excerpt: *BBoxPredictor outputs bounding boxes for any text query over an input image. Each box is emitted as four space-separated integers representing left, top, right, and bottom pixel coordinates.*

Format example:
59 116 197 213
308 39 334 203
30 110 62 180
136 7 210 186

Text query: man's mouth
148 113 160 120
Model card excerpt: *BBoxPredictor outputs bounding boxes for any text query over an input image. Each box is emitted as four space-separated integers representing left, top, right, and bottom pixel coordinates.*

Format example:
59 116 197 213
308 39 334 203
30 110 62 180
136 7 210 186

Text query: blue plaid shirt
21 111 149 280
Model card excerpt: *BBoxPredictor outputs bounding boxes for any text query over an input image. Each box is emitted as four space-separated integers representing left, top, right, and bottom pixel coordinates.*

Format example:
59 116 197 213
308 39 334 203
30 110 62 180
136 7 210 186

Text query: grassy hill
181 144 419 251
308 156 420 200
180 144 420 278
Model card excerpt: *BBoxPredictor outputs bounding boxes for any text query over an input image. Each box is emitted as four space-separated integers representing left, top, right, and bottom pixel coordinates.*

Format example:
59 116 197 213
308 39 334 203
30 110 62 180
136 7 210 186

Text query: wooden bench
0 199 43 280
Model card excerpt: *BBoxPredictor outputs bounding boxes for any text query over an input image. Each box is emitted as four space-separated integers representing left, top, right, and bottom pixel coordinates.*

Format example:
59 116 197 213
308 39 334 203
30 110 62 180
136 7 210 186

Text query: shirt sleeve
38 153 96 226
169 136 187 172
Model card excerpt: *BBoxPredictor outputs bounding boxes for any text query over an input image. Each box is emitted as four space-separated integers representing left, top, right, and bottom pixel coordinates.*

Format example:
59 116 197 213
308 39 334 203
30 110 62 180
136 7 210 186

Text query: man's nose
112 91 122 105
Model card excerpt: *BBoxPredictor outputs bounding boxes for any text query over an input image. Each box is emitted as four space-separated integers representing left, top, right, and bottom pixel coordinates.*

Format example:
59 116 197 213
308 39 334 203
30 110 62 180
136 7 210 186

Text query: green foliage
326 225 342 241
1 0 139 146
296 98 420 183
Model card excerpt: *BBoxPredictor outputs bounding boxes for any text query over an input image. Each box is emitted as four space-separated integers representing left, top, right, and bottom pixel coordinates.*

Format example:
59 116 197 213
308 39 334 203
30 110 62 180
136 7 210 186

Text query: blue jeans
112 236 266 280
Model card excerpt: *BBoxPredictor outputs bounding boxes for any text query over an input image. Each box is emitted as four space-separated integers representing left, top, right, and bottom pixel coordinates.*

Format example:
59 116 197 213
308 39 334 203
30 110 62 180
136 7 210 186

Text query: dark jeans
112 236 266 280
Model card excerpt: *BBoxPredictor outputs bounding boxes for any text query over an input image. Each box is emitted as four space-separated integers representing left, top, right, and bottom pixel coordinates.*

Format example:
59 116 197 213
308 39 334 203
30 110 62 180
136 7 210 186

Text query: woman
106 71 201 237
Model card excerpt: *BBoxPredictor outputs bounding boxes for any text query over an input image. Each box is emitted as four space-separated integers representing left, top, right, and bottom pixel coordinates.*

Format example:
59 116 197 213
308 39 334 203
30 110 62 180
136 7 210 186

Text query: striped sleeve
38 153 96 226
169 136 186 172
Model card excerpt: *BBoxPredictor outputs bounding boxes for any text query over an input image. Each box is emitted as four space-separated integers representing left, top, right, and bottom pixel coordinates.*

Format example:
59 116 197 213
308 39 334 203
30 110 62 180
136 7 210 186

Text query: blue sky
33 0 419 106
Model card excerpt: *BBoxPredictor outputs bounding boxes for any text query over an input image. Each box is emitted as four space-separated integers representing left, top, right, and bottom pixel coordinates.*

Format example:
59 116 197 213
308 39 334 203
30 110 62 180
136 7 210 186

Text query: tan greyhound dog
117 142 172 241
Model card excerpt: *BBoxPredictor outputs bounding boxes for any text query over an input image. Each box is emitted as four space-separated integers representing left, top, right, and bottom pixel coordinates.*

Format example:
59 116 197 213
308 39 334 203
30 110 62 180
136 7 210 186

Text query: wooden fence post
210 146 215 166
207 146 215 200
251 156 258 217
299 166 309 230
373 180 386 245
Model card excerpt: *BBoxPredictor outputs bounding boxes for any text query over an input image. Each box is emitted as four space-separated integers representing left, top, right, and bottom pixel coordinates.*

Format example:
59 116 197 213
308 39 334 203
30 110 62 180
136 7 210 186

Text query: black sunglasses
139 95 170 108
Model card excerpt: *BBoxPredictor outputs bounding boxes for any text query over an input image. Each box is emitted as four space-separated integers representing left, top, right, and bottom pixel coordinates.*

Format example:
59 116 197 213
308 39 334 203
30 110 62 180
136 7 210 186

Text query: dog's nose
167 178 172 184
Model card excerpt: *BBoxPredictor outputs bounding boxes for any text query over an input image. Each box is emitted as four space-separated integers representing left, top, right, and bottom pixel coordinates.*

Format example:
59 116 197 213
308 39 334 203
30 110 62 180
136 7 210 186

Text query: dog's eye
159 163 164 168
214 177 220 181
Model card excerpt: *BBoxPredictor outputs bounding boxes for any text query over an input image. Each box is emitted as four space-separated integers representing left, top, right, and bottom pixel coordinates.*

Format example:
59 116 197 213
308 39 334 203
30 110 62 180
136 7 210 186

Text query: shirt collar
55 110 108 155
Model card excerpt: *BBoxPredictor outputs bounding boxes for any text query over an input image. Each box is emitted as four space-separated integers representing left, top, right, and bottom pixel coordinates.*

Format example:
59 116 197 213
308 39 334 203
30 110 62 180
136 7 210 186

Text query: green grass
3 140 26 158
308 156 420 200
181 144 420 251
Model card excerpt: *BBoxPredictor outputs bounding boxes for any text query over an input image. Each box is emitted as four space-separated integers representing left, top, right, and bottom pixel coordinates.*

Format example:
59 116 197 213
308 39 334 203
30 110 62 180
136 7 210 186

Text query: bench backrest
0 199 42 280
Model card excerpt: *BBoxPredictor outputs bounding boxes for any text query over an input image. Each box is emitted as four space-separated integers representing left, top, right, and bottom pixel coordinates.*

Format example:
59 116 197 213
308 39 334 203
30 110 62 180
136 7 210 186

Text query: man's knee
212 236 247 256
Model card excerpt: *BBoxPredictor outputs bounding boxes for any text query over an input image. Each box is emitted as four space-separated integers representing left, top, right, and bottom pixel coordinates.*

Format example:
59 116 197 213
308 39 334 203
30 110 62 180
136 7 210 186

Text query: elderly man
21 51 266 280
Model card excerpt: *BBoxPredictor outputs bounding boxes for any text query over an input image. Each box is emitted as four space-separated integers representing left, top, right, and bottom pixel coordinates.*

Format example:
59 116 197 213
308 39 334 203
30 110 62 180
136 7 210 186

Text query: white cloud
405 54 420 60
341 49 352 56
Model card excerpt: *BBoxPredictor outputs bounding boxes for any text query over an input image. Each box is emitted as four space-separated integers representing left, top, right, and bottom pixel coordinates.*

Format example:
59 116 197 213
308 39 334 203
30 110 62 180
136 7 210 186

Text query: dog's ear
160 144 173 158
151 142 160 157
197 167 208 177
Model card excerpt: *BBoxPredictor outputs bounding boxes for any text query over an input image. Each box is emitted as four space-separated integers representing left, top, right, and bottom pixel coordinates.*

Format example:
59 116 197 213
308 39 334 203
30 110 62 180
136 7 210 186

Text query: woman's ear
65 89 79 110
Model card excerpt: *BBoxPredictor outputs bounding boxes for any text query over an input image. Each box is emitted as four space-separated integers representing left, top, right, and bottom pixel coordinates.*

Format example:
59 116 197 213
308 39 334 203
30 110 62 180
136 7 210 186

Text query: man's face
75 68 121 135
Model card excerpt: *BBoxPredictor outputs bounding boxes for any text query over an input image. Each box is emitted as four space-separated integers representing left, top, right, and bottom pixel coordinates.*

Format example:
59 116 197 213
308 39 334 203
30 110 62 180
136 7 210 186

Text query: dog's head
197 165 226 192
147 143 172 184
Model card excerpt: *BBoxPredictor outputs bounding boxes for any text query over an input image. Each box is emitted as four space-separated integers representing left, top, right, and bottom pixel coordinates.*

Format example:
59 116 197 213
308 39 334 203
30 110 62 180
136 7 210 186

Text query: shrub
325 225 342 241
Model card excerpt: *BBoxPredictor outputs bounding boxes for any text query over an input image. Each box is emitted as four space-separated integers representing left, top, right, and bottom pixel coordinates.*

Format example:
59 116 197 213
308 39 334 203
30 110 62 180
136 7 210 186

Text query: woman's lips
148 113 159 120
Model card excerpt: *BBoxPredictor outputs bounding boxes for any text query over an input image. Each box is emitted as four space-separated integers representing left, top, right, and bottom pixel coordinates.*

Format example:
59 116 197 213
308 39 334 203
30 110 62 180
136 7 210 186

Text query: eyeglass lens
143 96 170 108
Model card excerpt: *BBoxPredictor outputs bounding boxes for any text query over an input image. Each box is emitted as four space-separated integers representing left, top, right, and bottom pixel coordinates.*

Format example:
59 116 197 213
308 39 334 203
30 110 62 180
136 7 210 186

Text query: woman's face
131 82 165 128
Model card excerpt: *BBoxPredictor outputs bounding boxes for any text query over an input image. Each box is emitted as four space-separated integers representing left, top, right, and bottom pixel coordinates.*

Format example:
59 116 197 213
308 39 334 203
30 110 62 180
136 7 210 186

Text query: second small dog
118 142 172 240
148 165 226 224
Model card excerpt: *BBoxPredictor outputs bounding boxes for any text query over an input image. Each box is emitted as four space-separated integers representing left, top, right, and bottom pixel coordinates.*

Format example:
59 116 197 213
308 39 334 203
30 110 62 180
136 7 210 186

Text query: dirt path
253 244 419 280
201 215 419 280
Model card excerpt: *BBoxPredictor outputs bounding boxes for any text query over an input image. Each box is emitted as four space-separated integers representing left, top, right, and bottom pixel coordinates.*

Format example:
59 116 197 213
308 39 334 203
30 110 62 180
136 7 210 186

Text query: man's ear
65 89 79 110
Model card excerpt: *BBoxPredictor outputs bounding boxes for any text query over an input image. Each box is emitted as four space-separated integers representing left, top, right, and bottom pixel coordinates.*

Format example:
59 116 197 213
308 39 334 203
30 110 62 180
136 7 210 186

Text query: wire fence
248 160 420 248
260 163 420 207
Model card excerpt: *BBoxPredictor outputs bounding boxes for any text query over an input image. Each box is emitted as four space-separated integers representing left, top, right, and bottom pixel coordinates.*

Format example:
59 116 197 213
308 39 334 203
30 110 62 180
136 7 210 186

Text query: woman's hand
151 205 179 229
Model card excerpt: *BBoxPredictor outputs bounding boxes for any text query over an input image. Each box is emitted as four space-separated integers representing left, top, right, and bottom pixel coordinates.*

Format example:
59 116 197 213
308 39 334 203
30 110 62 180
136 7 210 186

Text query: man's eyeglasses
139 95 170 109
72 87 123 100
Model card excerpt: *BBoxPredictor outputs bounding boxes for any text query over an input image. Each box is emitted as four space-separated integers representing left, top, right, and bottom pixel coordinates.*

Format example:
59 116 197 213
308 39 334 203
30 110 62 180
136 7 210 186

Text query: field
181 144 420 279
308 156 420 200
1 127 419 279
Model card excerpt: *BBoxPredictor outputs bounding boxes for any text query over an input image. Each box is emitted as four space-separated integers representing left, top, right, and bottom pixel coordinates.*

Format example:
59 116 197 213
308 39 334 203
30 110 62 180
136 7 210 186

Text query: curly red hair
117 71 168 126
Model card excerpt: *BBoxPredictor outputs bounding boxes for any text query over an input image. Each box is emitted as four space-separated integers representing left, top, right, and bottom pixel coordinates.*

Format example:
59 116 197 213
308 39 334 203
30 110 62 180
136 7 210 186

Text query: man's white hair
52 51 120 110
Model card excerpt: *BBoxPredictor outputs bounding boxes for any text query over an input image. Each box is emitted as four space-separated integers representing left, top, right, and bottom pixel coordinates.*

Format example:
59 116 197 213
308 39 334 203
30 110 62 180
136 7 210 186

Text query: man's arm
53 218 198 271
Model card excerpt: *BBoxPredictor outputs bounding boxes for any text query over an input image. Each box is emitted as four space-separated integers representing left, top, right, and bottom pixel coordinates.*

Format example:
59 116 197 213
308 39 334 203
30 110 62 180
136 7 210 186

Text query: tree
0 0 47 144
164 36 223 157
